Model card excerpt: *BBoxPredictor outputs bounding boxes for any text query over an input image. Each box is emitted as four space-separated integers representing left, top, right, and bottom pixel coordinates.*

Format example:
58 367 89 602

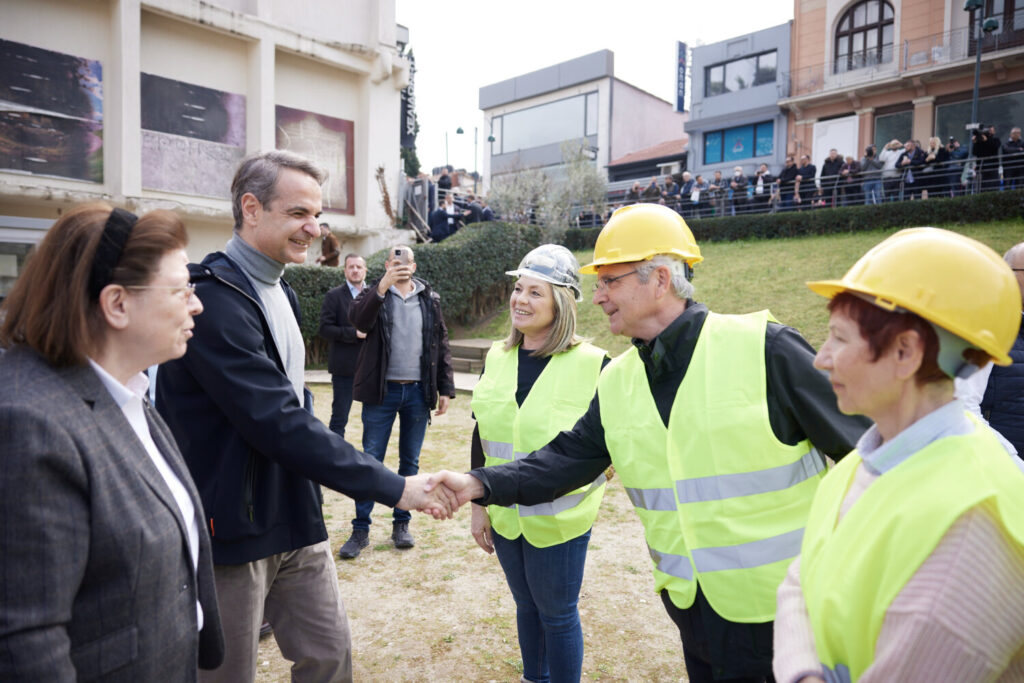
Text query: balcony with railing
780 24 1024 100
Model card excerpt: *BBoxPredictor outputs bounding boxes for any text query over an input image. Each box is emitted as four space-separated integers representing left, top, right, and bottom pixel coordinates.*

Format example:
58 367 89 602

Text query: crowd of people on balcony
599 124 1024 225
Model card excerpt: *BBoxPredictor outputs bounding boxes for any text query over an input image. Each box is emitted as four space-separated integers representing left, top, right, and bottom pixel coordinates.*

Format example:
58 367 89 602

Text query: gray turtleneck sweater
225 236 306 402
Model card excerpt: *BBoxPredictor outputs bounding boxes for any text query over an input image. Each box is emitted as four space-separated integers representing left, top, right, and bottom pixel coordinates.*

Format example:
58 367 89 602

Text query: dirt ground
253 387 688 682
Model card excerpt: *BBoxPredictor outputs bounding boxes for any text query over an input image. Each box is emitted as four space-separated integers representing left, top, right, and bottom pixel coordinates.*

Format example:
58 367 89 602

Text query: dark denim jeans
353 381 429 529
492 529 591 683
328 374 355 439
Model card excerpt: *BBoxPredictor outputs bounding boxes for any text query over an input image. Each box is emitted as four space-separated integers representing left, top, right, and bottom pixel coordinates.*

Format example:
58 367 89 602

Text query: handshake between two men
397 471 484 519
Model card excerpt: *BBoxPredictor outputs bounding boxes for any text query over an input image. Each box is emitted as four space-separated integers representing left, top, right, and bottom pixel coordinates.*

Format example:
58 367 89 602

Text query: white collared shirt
88 359 203 630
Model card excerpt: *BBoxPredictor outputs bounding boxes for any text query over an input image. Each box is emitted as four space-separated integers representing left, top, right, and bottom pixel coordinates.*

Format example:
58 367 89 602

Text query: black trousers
660 589 776 683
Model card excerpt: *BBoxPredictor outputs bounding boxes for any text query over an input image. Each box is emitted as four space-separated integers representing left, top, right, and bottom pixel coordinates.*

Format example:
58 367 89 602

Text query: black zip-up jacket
471 302 870 678
156 251 405 565
349 276 455 409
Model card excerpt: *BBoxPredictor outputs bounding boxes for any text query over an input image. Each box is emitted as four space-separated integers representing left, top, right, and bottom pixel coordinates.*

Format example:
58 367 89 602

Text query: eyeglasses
125 282 197 302
592 269 640 293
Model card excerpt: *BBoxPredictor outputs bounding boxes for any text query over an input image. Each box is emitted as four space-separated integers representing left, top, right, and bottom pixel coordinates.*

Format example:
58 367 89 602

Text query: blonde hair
503 281 584 358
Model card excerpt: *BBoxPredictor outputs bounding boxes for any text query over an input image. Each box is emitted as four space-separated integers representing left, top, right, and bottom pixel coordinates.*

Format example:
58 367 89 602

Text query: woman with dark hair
470 245 608 683
0 202 223 680
773 228 1024 682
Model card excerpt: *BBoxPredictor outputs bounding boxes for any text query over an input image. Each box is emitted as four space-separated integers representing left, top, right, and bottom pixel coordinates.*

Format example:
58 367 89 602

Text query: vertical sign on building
400 51 417 149
676 42 688 113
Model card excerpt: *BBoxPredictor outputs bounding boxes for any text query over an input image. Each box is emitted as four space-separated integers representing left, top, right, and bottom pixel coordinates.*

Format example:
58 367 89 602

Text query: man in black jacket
427 204 868 683
157 151 452 683
338 245 456 558
319 253 366 438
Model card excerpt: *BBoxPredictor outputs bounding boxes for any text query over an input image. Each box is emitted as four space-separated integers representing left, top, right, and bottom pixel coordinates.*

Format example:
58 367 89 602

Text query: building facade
478 50 688 191
782 0 1024 166
0 0 413 297
685 23 793 180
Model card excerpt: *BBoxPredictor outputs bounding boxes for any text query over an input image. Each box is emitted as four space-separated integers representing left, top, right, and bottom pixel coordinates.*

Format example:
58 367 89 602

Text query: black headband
88 207 138 300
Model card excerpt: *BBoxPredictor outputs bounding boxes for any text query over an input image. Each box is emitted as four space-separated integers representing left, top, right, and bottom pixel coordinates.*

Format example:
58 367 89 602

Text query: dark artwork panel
140 73 245 146
276 105 354 215
0 111 103 183
0 38 103 183
139 73 245 197
0 38 103 121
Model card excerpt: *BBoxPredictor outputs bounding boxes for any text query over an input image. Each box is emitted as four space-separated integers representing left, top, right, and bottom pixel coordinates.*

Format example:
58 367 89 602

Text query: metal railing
594 157 1024 222
780 25 1024 99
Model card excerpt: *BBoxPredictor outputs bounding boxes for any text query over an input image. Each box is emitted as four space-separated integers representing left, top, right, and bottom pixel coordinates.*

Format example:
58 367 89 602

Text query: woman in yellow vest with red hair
773 228 1024 682
469 244 608 683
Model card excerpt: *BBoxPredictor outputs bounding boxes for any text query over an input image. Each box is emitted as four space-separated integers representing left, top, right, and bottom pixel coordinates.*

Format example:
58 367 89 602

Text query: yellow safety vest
598 310 824 623
472 341 607 548
801 415 1024 681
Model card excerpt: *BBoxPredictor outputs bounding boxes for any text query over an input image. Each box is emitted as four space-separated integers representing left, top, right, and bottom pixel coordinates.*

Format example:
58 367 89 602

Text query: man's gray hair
231 151 326 231
636 255 695 301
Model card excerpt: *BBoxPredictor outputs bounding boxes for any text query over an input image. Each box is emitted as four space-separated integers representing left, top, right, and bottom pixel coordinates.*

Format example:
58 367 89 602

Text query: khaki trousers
200 540 352 683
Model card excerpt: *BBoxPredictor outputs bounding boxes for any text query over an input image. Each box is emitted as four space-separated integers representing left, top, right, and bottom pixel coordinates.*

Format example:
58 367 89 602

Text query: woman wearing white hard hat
773 228 1024 682
469 244 608 683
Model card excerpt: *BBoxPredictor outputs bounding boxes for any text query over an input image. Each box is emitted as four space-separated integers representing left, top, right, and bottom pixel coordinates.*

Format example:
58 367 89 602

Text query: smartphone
393 248 410 264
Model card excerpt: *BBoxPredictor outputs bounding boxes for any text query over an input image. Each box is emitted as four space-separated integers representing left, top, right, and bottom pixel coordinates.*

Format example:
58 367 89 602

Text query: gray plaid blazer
0 347 224 681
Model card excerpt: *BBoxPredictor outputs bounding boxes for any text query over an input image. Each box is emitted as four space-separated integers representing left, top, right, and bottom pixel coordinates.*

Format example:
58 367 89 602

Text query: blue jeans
492 529 591 683
353 381 429 529
862 179 882 205
328 374 355 438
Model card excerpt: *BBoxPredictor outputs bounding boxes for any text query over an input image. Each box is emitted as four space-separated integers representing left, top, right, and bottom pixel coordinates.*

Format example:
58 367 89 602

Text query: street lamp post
456 126 480 195
963 0 999 192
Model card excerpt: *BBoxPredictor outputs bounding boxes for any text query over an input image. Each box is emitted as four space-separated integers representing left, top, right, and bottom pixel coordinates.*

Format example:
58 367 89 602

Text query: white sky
396 0 794 174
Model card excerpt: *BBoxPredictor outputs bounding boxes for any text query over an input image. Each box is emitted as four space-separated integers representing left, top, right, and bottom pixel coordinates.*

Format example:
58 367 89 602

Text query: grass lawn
464 220 1023 353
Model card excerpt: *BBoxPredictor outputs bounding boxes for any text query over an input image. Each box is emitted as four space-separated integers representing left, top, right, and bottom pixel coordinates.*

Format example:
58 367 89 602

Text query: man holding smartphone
340 245 456 558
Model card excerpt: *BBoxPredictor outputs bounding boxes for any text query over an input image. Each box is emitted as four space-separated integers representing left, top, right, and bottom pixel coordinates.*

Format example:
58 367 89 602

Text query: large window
935 91 1024 145
873 111 912 150
703 121 774 164
704 51 777 97
490 92 598 155
968 0 1024 51
834 0 894 74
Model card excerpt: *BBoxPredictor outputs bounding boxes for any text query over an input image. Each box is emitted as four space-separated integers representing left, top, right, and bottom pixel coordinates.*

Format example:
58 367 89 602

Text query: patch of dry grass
255 388 686 682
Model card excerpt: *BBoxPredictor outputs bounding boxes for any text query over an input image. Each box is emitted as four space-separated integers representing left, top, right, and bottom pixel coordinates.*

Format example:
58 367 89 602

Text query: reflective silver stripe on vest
648 546 694 581
822 663 852 683
676 448 824 503
690 527 804 572
518 474 607 517
624 486 677 511
481 439 514 461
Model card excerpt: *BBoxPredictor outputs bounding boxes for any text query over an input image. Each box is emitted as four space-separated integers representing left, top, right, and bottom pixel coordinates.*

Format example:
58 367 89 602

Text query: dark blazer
319 282 364 376
0 347 224 681
157 253 405 565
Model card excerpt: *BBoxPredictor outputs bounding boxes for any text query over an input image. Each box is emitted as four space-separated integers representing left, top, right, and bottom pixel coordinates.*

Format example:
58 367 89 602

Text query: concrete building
478 50 688 191
0 0 414 298
685 23 792 180
781 0 1024 166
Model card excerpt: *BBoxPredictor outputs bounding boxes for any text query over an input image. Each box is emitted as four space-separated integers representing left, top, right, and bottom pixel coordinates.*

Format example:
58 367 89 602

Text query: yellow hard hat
807 227 1021 366
580 203 703 274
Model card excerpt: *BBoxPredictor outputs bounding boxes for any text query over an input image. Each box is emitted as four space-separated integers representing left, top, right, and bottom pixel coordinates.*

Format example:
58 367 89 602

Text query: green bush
564 190 1024 249
286 221 543 363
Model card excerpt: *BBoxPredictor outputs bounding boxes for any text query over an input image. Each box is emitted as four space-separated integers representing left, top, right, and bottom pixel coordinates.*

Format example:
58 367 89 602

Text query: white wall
0 0 410 262
610 81 688 160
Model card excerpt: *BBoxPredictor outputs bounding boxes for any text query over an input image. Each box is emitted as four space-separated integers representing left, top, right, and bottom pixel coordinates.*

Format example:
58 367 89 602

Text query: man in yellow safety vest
429 203 869 682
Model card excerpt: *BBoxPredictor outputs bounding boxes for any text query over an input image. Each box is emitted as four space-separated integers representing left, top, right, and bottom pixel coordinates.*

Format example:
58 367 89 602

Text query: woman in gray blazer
0 203 224 681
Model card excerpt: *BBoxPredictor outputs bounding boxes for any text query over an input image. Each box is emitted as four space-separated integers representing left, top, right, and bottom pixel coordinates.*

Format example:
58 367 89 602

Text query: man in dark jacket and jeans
339 245 455 558
157 151 453 683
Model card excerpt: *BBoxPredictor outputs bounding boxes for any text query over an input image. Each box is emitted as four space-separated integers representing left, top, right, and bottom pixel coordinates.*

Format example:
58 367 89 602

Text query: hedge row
286 221 543 364
564 190 1024 250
